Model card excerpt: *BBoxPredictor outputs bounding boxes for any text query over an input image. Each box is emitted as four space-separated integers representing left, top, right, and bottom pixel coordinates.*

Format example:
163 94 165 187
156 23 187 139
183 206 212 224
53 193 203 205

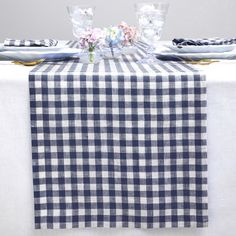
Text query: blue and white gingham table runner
29 41 208 229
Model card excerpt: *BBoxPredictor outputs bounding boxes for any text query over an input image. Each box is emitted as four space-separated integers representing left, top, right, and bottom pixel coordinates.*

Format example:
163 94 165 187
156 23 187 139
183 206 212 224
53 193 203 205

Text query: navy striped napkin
4 39 58 47
173 38 236 46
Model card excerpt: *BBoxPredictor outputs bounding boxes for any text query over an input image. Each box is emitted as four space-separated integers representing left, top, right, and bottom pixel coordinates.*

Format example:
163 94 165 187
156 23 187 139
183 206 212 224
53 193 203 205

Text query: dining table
0 41 236 236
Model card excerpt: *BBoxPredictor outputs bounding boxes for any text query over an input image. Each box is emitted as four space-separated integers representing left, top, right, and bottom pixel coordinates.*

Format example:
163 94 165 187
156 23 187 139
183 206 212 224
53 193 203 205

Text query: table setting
0 1 236 236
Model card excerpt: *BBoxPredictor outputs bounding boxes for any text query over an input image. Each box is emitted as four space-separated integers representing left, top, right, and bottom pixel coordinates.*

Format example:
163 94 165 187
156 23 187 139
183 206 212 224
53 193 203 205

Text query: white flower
85 8 93 16
139 4 156 13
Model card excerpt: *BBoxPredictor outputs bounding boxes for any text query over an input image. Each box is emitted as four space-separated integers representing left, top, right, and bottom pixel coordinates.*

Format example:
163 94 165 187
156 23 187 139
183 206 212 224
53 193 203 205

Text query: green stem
89 51 94 63
89 46 95 63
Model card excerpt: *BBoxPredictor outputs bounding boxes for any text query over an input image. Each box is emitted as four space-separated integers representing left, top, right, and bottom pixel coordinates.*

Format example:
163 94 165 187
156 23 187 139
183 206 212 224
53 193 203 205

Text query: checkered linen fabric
29 41 208 229
4 38 58 47
173 38 236 46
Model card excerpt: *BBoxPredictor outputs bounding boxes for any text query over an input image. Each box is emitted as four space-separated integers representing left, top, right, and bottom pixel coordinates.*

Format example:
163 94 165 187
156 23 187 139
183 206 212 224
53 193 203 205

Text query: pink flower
118 22 137 46
79 28 105 51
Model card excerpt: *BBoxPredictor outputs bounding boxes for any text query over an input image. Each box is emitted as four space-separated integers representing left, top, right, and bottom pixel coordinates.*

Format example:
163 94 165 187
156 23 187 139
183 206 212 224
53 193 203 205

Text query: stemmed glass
135 2 169 63
67 5 95 41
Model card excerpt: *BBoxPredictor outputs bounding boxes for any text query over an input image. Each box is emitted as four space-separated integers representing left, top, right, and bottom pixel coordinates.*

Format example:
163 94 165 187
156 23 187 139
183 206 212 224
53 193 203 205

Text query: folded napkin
173 38 236 46
4 39 58 47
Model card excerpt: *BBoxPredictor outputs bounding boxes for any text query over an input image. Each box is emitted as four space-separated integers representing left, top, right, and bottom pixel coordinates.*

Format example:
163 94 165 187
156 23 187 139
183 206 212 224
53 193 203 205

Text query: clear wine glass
67 5 95 41
135 2 169 63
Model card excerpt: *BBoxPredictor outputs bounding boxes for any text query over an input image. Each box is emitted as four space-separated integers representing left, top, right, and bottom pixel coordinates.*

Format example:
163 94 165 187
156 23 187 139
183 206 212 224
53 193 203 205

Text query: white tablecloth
0 59 236 236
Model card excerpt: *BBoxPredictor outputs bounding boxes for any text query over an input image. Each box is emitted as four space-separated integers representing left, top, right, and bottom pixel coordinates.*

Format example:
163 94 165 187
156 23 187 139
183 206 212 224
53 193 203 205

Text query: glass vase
67 5 95 40
79 50 102 64
102 46 122 59
135 2 169 63
121 45 138 55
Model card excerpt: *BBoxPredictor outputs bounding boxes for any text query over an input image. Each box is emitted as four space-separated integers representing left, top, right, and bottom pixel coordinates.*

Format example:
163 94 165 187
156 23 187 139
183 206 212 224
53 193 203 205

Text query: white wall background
0 0 235 41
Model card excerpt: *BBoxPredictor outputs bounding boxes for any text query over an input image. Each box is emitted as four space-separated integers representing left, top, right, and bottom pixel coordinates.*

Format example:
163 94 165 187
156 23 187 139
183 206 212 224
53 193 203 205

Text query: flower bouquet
119 22 138 55
103 26 124 59
79 28 104 64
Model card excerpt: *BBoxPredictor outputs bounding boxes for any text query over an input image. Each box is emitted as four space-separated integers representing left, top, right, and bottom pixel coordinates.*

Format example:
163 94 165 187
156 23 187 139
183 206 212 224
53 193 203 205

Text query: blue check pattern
4 38 58 47
173 38 236 46
29 41 208 229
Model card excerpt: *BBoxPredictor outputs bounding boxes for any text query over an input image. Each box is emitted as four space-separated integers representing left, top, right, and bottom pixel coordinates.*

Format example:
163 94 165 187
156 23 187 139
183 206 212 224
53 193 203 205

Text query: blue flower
105 27 125 46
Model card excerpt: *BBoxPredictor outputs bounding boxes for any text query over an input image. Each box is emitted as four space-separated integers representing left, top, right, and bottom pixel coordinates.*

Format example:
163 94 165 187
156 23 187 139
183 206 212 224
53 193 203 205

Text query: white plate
0 41 70 52
166 44 236 53
0 48 81 62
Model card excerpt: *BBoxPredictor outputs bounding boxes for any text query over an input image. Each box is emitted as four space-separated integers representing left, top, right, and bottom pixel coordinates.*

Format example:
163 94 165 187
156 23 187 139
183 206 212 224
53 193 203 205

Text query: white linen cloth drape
0 59 236 236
